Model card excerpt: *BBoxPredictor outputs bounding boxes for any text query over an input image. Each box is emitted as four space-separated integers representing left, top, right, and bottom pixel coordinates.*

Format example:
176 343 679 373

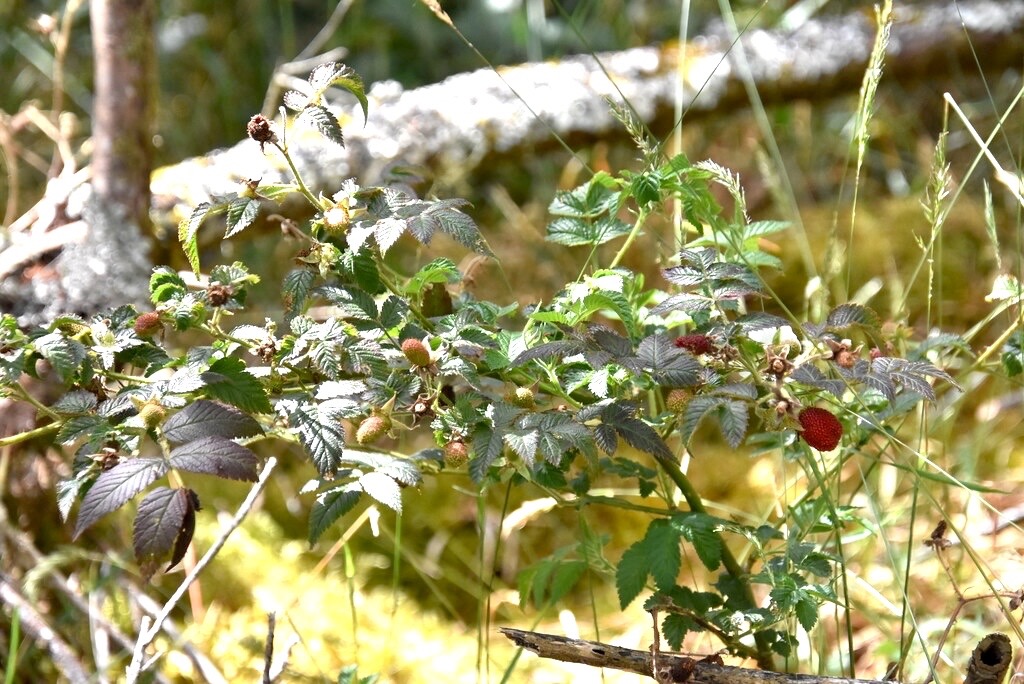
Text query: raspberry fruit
443 440 469 468
674 334 712 355
356 415 392 445
133 311 162 337
401 338 432 367
666 389 691 413
797 407 843 451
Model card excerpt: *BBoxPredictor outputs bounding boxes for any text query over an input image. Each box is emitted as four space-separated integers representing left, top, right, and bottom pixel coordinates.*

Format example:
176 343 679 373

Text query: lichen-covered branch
151 0 1024 214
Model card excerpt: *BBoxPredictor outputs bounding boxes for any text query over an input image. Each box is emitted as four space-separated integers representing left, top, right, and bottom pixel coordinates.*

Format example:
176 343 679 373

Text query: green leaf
309 484 361 545
308 62 368 124
546 216 631 246
644 520 682 590
636 334 702 387
224 196 261 238
741 220 790 239
826 303 880 330
177 201 227 276
406 257 461 295
150 267 188 304
282 268 316 319
661 613 699 651
299 105 345 147
1003 331 1024 377
615 539 650 609
671 513 724 571
549 173 619 218
201 357 272 414
286 401 345 479
35 331 86 383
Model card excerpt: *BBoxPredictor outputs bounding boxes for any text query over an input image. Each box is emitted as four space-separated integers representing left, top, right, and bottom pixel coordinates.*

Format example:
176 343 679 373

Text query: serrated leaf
307 62 368 124
742 220 790 239
359 471 402 512
672 513 724 571
662 613 699 651
679 395 727 444
168 436 258 481
826 303 880 330
645 521 682 590
74 458 168 538
283 89 308 111
132 487 196 568
469 425 504 482
309 484 362 544
35 331 86 383
299 105 344 146
795 594 819 633
546 216 631 246
161 399 263 445
616 539 650 609
224 196 261 238
201 356 272 414
503 429 540 467
637 334 702 387
287 402 345 478
282 268 316 319
406 257 462 295
549 175 619 218
718 399 749 448
50 390 98 414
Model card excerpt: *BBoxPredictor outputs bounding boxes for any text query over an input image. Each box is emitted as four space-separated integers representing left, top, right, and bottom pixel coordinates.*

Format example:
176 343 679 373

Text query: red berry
797 407 843 451
356 415 392 445
401 338 432 367
133 311 162 337
443 440 469 468
674 334 712 355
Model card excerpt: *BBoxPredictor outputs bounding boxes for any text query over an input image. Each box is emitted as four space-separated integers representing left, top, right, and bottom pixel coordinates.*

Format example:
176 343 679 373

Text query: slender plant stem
0 422 59 448
654 453 775 669
126 457 277 683
609 207 649 270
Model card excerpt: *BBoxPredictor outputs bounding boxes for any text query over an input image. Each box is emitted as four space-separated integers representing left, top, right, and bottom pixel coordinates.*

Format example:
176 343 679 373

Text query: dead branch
499 627 898 684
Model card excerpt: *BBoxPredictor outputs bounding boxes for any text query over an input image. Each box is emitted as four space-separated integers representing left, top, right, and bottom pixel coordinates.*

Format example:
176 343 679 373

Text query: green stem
608 207 649 270
272 141 323 211
0 423 60 448
654 452 775 669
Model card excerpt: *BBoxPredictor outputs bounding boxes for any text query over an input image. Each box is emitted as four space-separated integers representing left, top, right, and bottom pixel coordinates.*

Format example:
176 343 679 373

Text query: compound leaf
74 458 168 539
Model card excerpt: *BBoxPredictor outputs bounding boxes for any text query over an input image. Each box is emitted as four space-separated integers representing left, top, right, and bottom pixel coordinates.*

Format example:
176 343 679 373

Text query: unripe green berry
443 440 469 468
356 415 392 445
505 386 535 409
401 338 432 367
139 402 167 429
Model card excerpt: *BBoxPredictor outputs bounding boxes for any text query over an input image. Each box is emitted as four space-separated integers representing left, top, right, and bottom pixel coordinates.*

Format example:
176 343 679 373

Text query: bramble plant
0 62 965 669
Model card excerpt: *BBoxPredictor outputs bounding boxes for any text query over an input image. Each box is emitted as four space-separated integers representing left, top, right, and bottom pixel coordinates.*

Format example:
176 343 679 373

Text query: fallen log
150 0 1024 217
3 0 1023 324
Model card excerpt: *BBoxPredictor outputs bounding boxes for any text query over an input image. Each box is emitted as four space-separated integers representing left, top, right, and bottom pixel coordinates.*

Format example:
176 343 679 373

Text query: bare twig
263 612 276 684
963 634 1013 684
125 456 277 683
0 570 90 684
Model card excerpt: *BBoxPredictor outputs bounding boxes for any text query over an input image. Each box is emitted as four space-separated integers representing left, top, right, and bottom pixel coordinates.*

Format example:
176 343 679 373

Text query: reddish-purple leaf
168 436 259 481
162 399 264 445
74 458 168 539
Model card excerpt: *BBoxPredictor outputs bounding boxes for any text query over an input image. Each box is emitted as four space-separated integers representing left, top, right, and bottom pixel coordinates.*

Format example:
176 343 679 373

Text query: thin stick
125 457 277 683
